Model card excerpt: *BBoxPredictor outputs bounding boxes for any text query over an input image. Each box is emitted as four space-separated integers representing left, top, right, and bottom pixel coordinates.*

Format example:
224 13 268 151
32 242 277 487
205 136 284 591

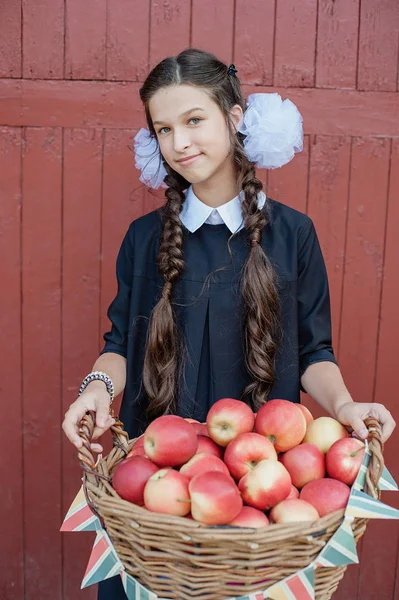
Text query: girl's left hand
335 401 396 444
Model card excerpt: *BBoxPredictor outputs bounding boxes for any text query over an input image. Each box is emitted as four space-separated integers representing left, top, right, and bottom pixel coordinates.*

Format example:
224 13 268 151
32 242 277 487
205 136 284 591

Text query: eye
158 126 170 135
189 117 201 125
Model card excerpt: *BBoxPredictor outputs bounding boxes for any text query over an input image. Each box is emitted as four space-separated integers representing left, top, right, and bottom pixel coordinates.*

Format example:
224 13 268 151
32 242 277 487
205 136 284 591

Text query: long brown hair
139 48 281 420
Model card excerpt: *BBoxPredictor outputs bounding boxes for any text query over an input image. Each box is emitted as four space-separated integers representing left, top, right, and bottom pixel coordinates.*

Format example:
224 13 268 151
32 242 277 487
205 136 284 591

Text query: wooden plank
65 0 107 79
22 127 63 599
274 0 317 87
234 0 275 85
0 0 22 77
22 0 64 79
2 80 399 137
149 0 190 70
316 0 359 89
61 128 103 600
358 0 399 91
357 139 399 600
107 0 149 81
0 128 24 600
191 0 235 65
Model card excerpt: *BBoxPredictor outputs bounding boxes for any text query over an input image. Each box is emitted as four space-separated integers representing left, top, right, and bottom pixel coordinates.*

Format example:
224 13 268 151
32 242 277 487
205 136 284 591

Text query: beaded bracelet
78 371 115 403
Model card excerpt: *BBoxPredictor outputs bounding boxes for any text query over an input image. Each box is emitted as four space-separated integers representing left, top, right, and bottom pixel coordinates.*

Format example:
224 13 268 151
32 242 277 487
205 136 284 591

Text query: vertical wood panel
357 0 399 91
357 139 399 600
22 127 63 600
0 0 22 77
149 0 191 70
22 0 64 79
316 0 359 89
234 0 275 85
0 128 23 600
65 0 107 79
191 0 235 65
274 0 317 87
61 128 103 600
107 0 149 81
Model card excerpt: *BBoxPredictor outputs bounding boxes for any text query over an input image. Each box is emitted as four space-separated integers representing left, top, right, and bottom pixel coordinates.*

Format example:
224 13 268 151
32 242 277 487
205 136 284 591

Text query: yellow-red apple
143 415 198 467
180 453 230 480
270 499 319 524
297 404 314 424
206 398 255 447
224 432 277 480
144 468 190 516
112 456 159 505
189 471 243 525
300 478 350 517
303 417 348 454
279 443 325 489
326 437 365 485
238 459 291 510
229 506 270 528
255 399 306 452
286 484 300 499
196 435 224 458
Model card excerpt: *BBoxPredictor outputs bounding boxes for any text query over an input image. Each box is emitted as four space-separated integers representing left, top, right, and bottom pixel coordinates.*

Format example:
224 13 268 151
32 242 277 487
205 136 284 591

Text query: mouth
176 153 203 167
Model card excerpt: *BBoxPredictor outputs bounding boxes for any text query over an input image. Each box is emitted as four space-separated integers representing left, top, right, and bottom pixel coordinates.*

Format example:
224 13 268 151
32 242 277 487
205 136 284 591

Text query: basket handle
364 417 384 499
77 410 130 476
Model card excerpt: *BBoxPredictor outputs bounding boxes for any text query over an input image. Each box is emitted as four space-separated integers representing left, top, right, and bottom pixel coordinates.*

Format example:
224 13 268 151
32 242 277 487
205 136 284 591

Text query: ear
229 104 244 132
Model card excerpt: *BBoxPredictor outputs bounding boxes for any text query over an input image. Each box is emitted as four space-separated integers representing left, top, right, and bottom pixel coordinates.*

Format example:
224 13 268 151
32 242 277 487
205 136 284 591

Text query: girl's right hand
62 382 116 453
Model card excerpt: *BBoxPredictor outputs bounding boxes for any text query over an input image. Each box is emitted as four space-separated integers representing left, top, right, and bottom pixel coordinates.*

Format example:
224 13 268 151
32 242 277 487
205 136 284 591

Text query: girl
62 49 395 600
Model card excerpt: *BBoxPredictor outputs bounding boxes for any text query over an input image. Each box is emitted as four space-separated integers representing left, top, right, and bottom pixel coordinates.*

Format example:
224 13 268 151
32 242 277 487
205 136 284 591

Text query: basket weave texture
78 415 384 600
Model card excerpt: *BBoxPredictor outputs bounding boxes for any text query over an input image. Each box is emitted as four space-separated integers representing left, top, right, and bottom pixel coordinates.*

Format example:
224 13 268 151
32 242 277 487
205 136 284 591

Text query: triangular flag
352 443 371 491
345 489 399 520
314 516 358 567
81 529 123 588
233 593 265 600
379 465 398 491
60 485 101 532
264 565 314 600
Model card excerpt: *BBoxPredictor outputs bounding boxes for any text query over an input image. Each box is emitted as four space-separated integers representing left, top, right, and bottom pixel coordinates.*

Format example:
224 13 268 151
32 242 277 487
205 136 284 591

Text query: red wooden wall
1 1 398 599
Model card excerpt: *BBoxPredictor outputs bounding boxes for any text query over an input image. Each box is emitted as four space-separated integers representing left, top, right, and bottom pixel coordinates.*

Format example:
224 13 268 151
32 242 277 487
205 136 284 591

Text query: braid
239 163 282 409
142 165 187 420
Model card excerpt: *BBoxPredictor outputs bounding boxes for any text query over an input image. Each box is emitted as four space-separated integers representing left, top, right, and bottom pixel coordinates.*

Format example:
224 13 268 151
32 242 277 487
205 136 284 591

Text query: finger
370 404 396 443
92 417 115 441
96 400 112 428
349 417 369 440
63 405 89 448
90 443 103 453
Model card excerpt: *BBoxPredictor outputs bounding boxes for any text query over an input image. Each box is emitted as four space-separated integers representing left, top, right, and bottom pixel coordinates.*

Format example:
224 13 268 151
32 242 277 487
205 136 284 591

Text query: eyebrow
153 107 206 126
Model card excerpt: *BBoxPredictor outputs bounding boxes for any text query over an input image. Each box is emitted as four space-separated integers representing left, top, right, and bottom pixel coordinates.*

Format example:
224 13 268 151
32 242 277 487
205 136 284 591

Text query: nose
173 128 191 154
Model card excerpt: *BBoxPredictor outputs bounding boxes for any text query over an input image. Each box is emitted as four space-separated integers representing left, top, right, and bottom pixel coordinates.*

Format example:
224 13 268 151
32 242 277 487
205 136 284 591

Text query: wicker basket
78 414 384 600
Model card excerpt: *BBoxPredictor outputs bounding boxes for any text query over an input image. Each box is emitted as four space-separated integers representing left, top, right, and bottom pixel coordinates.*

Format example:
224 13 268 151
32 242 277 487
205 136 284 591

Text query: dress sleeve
100 224 135 358
297 218 338 385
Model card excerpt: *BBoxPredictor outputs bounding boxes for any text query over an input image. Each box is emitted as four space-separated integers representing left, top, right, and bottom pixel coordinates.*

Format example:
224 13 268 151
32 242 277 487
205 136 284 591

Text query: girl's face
148 84 243 186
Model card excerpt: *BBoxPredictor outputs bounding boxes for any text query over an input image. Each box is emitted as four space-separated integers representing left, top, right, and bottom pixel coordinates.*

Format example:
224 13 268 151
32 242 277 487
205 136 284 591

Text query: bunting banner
120 570 161 600
345 489 399 520
263 565 315 600
60 485 102 532
314 516 358 568
81 529 123 589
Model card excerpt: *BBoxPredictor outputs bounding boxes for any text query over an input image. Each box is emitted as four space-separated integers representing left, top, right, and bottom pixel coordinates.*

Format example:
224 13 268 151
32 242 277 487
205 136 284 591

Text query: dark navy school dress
97 198 338 600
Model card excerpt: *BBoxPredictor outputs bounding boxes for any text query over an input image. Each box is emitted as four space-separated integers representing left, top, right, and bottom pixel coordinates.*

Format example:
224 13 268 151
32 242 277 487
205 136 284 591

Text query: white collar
180 186 267 234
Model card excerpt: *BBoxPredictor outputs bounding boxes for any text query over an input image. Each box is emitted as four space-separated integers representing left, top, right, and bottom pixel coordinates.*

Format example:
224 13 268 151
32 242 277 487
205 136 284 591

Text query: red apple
300 478 350 517
112 456 159 505
270 499 319 524
286 485 300 499
326 437 365 485
303 417 348 454
238 459 291 510
229 506 270 528
255 399 306 452
224 432 278 480
189 471 243 525
191 422 209 436
144 468 191 516
206 398 255 447
196 435 224 458
127 436 146 458
297 404 314 424
279 443 325 489
180 453 230 480
143 415 198 467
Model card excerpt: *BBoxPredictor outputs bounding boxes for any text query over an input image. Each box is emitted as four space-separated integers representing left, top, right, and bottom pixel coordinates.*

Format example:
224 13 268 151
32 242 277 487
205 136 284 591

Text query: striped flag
81 530 122 589
233 592 266 600
120 570 160 600
346 489 399 520
263 566 314 600
379 465 398 491
60 485 101 532
314 517 358 567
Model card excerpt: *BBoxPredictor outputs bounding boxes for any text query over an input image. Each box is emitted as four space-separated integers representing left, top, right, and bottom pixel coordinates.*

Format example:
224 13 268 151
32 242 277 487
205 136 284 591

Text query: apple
300 478 350 517
326 437 365 485
229 506 270 528
238 459 291 510
143 415 198 467
297 404 314 424
127 436 146 458
206 398 255 447
279 443 325 489
180 453 230 480
224 432 278 480
112 456 159 505
189 471 243 525
255 399 306 452
196 435 224 458
270 499 319 524
303 417 348 454
191 422 209 436
144 468 191 516
286 485 300 499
